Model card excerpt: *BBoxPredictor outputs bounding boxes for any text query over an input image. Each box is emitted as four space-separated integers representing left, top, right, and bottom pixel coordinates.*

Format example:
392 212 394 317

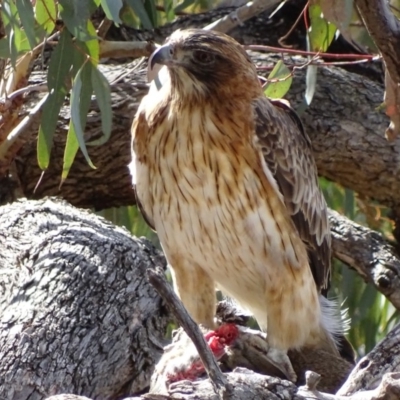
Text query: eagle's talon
266 347 297 382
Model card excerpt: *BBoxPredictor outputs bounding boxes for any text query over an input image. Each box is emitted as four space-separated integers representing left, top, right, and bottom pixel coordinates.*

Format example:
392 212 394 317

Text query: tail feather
318 296 355 362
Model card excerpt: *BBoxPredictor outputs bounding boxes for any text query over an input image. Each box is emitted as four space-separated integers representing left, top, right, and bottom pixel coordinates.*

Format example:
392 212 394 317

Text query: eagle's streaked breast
131 28 346 357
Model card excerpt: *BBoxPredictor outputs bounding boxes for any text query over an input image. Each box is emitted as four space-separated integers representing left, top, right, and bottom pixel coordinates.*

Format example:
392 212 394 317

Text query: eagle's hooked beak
149 44 173 70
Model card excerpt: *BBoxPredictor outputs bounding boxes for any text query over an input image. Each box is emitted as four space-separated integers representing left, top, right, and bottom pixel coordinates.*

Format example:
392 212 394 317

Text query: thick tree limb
1 198 400 400
329 210 400 310
338 322 400 395
42 371 400 400
355 0 400 84
355 0 400 139
0 198 169 400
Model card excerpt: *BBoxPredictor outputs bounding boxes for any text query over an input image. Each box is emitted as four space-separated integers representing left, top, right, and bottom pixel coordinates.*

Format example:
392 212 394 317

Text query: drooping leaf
144 0 158 27
12 24 31 53
0 39 10 58
37 30 73 169
35 0 57 34
84 20 100 66
59 0 93 41
37 91 65 169
47 30 73 91
89 67 112 146
15 0 36 49
100 0 123 24
2 1 19 66
308 3 337 52
120 5 138 27
163 0 175 22
70 62 96 169
125 0 153 29
305 64 318 105
320 0 354 44
263 60 292 99
61 122 80 184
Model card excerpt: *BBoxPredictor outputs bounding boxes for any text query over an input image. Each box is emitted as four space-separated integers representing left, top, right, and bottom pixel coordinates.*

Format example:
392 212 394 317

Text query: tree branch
147 268 231 399
329 209 400 310
204 0 280 32
354 0 400 139
355 0 400 84
0 198 169 399
338 322 400 395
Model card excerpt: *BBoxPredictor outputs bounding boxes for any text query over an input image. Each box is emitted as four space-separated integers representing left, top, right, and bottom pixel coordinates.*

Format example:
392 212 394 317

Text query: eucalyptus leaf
70 63 96 169
47 29 73 91
37 91 66 169
16 0 36 49
59 0 93 41
100 0 123 24
308 3 337 52
35 0 57 34
61 122 80 184
37 30 73 169
84 20 100 66
2 1 19 67
263 60 292 99
125 0 153 29
305 64 317 105
89 67 112 146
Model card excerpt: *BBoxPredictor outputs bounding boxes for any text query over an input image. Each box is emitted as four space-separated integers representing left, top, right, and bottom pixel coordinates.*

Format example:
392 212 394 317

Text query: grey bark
1 199 400 400
0 198 170 400
338 322 400 396
329 210 400 310
44 371 400 400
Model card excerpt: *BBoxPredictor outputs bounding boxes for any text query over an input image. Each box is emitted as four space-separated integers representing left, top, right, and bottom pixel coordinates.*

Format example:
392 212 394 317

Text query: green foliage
98 206 159 247
38 29 73 170
264 60 292 99
308 3 337 52
2 0 212 182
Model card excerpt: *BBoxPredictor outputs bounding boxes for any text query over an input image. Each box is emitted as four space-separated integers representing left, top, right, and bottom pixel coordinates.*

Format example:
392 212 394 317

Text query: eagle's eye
192 50 215 65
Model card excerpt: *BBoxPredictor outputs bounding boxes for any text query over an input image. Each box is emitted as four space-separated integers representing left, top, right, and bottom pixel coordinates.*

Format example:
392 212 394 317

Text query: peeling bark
0 198 169 400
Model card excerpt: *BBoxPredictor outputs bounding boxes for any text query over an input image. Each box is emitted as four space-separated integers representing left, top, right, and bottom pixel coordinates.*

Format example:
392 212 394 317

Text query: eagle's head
148 29 262 101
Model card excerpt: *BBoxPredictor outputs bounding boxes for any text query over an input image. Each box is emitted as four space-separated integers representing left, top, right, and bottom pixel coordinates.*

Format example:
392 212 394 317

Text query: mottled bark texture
0 198 170 400
338 322 400 395
2 201 400 400
329 210 400 310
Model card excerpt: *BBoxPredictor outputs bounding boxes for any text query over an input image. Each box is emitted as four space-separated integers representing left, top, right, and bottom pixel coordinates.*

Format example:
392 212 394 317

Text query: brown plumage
130 29 345 356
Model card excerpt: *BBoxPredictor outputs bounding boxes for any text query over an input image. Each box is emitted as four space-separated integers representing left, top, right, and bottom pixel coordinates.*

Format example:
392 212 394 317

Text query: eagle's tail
318 296 355 362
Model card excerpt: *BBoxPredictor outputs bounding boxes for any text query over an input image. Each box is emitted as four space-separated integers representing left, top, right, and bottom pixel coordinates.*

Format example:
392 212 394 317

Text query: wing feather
131 108 156 232
253 97 331 291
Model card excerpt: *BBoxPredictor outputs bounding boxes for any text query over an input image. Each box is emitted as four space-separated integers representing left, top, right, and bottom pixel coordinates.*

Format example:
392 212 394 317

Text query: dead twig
147 267 231 399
